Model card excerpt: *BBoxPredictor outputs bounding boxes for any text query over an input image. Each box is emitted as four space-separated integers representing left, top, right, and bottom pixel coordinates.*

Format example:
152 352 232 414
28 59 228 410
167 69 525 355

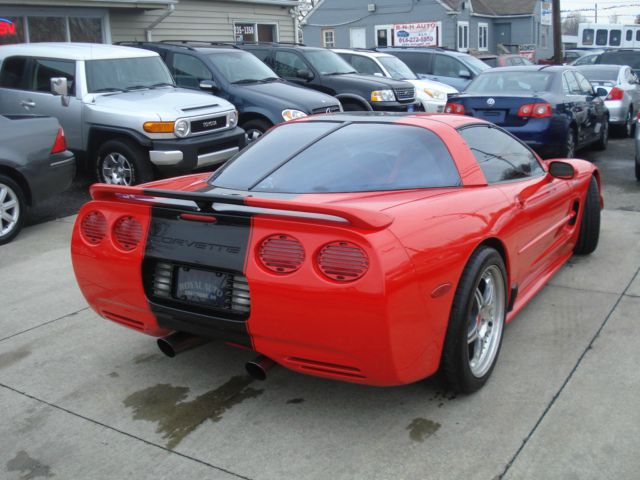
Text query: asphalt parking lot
1 138 639 480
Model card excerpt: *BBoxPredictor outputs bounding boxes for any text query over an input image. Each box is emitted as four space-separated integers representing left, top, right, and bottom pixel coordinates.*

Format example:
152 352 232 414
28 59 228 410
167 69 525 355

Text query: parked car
445 66 609 158
333 48 457 113
71 112 601 394
635 112 640 180
575 64 640 137
0 43 245 186
476 54 534 68
539 49 602 65
376 47 490 90
594 49 640 76
570 50 604 66
237 43 420 112
0 114 74 244
121 41 342 143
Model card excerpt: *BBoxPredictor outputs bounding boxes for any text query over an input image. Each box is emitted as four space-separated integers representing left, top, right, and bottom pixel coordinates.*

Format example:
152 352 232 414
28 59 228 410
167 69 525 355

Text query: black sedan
0 115 75 244
445 65 609 158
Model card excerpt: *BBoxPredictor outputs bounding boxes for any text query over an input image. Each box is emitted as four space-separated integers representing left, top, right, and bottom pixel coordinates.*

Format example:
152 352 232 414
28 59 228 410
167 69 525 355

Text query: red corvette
71 113 601 393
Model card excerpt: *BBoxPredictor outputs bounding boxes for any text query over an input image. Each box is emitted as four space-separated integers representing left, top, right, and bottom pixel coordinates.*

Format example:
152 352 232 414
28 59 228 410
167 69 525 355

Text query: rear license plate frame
174 266 231 309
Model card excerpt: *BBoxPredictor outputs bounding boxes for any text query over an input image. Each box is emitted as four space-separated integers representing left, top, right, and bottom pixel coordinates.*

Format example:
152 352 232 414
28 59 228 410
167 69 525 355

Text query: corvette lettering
153 235 240 254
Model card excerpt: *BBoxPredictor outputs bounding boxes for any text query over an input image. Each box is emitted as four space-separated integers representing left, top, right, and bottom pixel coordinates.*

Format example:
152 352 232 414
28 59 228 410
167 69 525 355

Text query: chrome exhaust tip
157 332 208 358
245 355 275 381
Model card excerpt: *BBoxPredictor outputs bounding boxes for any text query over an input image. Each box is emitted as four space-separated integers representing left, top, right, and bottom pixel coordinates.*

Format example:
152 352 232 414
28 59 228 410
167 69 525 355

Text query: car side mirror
296 69 313 80
373 72 384 77
548 160 576 178
458 69 472 79
595 87 608 97
50 77 70 107
199 79 218 91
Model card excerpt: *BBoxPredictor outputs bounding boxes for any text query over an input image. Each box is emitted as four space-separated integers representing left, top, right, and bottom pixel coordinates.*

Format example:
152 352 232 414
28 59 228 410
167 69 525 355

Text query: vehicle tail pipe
245 355 276 381
157 332 209 358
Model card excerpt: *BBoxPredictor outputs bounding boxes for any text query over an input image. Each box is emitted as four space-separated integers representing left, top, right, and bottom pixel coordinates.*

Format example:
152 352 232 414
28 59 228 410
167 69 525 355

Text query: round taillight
317 241 369 282
80 211 107 245
259 234 305 274
113 216 143 251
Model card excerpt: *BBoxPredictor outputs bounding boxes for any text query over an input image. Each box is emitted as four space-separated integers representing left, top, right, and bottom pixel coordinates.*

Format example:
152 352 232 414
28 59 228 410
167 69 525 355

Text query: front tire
241 118 272 144
594 117 608 151
441 247 507 394
0 174 26 245
574 176 601 255
96 139 154 186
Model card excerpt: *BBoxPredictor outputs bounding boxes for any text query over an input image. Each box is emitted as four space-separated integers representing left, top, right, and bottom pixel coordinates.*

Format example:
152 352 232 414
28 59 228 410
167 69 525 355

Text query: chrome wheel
467 265 505 378
0 182 20 238
245 129 263 143
101 152 133 185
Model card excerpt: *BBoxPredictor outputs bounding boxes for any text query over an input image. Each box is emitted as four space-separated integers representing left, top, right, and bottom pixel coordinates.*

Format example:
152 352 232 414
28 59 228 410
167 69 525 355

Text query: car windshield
378 56 417 80
578 67 619 81
208 51 279 83
461 54 491 74
86 56 174 93
305 50 357 75
467 71 553 93
598 51 640 69
209 122 461 193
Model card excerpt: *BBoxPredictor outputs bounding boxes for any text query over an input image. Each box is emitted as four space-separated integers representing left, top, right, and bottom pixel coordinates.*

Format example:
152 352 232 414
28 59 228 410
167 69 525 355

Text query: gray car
576 64 640 137
0 114 75 244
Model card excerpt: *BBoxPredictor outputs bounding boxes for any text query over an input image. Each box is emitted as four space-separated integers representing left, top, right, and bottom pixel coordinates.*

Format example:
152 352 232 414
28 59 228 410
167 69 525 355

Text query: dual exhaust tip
157 332 275 380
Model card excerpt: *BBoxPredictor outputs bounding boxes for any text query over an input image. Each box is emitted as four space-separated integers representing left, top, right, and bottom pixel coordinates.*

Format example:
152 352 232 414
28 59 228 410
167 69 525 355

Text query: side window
394 52 429 74
273 51 307 78
574 72 594 95
30 58 75 95
610 29 621 47
0 56 28 89
433 54 464 78
460 125 544 183
247 48 270 63
637 30 640 42
172 54 212 89
564 72 581 95
350 55 383 75
596 29 608 46
626 30 633 42
582 29 594 46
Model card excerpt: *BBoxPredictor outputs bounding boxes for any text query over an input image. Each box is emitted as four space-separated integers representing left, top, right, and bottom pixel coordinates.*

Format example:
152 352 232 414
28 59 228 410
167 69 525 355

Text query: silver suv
0 43 245 185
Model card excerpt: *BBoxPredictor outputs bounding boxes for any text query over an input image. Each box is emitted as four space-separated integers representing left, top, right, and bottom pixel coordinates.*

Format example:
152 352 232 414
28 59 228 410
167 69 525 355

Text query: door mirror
373 72 384 77
50 77 70 107
458 69 472 79
595 87 608 97
199 79 218 91
548 160 576 178
296 69 313 80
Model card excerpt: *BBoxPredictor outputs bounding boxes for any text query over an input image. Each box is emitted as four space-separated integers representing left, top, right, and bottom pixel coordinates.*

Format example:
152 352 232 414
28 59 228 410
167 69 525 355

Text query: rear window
467 71 553 93
578 67 618 81
210 122 461 193
598 51 640 69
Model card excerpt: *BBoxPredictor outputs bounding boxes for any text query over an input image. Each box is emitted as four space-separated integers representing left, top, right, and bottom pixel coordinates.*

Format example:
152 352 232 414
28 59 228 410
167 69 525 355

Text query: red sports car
71 113 602 393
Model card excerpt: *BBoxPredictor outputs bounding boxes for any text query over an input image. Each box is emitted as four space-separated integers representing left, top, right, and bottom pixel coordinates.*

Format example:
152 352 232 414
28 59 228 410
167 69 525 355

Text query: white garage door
350 27 367 48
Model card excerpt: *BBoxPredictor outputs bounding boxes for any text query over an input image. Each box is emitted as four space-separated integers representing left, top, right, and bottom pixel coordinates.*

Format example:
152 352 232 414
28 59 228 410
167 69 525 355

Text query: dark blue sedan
444 65 609 158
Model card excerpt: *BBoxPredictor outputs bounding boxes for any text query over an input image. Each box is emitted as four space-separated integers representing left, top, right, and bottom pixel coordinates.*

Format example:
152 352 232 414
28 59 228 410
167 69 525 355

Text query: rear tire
573 176 600 255
96 139 154 186
636 154 640 181
242 118 272 143
616 109 633 138
594 117 608 151
0 174 26 245
441 247 507 394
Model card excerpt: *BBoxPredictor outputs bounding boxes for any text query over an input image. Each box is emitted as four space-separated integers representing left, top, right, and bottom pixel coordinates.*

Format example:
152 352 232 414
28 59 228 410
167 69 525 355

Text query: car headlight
282 109 308 122
370 90 395 102
423 88 447 101
228 110 239 127
174 119 190 138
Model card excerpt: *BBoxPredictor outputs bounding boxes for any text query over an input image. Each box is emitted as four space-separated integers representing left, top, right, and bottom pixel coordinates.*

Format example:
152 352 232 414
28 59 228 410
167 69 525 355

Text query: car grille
190 115 227 134
311 105 341 115
394 87 415 101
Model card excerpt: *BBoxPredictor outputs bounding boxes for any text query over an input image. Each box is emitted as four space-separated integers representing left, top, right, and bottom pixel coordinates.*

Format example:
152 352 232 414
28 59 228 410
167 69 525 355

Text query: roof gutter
145 3 175 41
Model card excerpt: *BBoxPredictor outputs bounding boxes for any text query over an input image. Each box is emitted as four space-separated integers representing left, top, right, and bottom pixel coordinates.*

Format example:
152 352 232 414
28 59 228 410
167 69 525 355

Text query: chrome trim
149 150 183 166
176 109 236 138
50 156 75 167
197 146 239 168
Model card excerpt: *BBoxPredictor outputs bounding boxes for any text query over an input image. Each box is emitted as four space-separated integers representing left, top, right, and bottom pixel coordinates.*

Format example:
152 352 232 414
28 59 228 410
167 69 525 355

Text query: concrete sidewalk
0 210 639 480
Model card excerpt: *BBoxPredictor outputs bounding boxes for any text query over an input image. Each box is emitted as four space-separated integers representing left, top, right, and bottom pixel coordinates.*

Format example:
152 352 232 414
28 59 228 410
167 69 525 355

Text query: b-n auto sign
393 22 440 47
0 18 16 37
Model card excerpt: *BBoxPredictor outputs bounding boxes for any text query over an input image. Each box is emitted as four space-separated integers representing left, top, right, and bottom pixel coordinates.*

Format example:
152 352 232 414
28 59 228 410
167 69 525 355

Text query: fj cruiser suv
121 41 342 142
0 43 245 186
237 43 419 112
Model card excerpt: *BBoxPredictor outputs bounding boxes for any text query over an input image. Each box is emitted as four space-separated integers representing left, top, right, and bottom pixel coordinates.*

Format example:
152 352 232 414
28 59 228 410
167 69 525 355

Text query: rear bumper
371 101 421 112
500 117 568 156
23 150 76 205
604 100 627 124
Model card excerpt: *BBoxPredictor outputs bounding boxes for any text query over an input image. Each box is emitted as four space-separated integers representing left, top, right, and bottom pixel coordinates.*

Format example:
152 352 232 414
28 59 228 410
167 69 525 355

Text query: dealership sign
0 18 16 37
541 2 552 26
393 22 439 47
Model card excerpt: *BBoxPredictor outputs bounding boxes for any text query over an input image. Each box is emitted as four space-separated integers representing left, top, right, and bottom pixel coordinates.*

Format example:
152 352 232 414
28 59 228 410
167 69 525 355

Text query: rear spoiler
90 184 393 231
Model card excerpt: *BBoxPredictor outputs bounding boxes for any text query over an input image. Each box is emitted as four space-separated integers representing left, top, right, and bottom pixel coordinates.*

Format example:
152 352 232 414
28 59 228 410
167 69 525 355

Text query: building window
234 23 278 43
457 21 469 52
322 29 335 48
478 23 488 51
0 17 26 45
0 14 105 45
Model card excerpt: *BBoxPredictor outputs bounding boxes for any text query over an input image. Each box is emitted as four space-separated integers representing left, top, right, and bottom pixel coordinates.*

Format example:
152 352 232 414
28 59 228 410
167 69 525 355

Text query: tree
562 12 584 36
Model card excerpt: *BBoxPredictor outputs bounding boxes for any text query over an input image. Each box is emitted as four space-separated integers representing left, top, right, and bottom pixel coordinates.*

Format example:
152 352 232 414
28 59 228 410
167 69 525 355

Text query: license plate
477 110 505 123
174 267 230 308
407 104 415 112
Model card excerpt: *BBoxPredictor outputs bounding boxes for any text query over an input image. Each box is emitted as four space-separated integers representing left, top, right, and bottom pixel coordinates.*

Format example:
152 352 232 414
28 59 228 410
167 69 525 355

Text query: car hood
326 73 413 90
407 79 458 94
240 81 341 112
87 87 234 121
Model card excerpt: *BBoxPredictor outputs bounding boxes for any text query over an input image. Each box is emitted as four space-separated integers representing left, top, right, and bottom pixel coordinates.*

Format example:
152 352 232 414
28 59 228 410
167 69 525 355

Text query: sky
560 0 640 24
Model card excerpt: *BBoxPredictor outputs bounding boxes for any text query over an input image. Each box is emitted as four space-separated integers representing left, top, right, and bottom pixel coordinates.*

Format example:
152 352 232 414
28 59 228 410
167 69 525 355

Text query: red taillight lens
50 127 67 154
113 216 143 251
444 102 465 115
517 103 552 118
316 241 369 282
259 234 305 274
606 87 624 101
80 211 107 245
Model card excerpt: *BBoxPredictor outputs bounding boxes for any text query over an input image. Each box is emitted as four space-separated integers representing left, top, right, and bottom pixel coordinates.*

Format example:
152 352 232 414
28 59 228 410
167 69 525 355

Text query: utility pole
553 0 562 64
595 3 598 23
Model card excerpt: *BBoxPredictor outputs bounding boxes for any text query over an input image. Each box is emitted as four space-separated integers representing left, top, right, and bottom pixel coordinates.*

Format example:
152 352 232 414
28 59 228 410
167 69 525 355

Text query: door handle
21 100 36 108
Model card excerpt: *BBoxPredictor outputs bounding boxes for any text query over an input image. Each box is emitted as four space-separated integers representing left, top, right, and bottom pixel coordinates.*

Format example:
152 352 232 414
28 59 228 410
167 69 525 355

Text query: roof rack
234 41 306 47
159 40 239 49
116 40 197 51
